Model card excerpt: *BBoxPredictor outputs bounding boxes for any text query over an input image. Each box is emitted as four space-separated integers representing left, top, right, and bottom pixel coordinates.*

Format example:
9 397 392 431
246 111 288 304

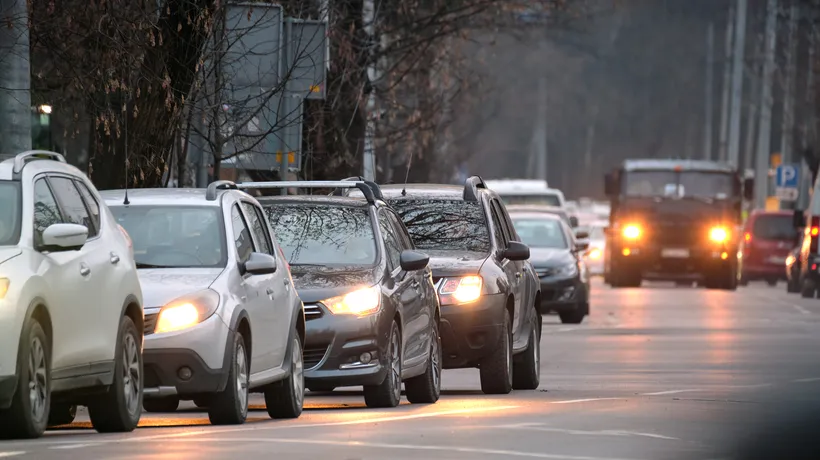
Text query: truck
602 159 754 290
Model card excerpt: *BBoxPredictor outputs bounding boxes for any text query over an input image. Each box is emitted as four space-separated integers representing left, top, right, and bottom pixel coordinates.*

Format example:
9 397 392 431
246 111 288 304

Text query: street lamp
38 105 52 114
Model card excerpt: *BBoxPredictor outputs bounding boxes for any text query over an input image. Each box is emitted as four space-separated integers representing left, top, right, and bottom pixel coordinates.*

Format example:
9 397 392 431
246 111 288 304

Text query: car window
241 202 273 256
386 210 413 250
495 201 519 241
499 193 561 207
0 180 22 246
388 199 491 253
231 204 255 263
752 214 797 241
75 180 101 237
510 217 568 249
49 176 96 236
32 179 63 246
491 201 513 245
379 213 403 270
265 204 377 266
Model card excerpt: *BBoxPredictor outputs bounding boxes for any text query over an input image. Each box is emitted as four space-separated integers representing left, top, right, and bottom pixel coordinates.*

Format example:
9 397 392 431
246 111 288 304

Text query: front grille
304 304 324 321
648 224 703 247
143 312 159 336
535 268 557 278
303 345 329 369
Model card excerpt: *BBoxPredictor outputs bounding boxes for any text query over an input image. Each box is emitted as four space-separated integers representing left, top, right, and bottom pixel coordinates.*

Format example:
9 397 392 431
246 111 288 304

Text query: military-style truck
603 159 754 290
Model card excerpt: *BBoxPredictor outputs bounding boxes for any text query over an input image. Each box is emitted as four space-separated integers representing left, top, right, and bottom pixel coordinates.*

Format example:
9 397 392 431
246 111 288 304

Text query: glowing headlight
587 248 602 260
439 276 483 305
321 285 381 316
622 225 641 239
155 289 220 334
709 226 729 243
0 278 8 300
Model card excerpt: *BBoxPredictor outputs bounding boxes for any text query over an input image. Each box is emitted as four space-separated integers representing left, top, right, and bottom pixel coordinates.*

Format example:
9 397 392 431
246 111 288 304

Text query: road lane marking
556 327 578 333
491 424 679 441
792 304 811 315
0 453 25 458
641 389 702 396
754 293 812 315
551 398 621 404
793 377 820 383
49 444 99 450
725 383 773 389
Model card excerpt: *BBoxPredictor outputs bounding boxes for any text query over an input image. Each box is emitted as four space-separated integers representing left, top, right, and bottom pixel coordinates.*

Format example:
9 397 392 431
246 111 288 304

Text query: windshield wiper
136 262 175 269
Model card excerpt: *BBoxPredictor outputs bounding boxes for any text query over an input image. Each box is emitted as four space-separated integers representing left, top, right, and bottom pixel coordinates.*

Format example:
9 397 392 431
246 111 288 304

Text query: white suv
102 180 305 425
0 151 144 439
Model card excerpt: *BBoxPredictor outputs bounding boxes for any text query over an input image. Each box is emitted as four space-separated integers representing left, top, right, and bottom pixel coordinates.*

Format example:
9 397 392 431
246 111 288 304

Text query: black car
508 211 591 324
350 177 542 394
238 180 441 408
786 232 804 293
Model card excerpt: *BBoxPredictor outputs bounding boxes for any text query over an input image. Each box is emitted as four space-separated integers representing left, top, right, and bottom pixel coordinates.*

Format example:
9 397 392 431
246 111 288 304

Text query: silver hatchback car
102 182 305 425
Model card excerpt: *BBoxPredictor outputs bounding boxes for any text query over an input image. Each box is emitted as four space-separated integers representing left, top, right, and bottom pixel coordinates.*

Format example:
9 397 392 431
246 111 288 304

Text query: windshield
110 206 226 268
499 193 561 207
265 204 377 266
389 199 490 253
752 215 797 241
0 181 21 246
510 217 568 249
624 171 735 198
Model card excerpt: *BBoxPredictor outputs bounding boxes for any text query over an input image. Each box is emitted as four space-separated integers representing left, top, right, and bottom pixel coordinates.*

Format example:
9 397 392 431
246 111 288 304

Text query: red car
739 210 799 286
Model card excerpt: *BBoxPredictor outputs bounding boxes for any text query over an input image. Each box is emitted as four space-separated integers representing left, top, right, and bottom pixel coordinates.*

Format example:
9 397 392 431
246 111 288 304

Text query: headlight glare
0 278 8 300
439 276 482 305
587 248 602 260
709 226 729 243
155 289 220 334
622 225 641 239
322 285 381 316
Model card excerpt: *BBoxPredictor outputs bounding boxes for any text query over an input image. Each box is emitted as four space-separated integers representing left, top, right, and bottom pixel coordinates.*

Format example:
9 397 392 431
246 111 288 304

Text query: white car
0 151 144 439
578 222 607 276
102 180 305 425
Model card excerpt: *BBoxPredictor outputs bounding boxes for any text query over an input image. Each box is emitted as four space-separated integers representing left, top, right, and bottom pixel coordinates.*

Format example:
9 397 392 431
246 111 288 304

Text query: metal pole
780 2 798 165
362 0 376 181
0 0 31 153
799 20 816 210
718 5 735 162
755 0 778 209
744 35 763 172
536 76 548 182
280 19 291 194
704 22 715 160
727 0 747 167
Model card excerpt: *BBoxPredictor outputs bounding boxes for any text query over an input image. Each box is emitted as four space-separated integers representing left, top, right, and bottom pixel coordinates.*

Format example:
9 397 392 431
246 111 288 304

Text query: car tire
48 404 77 427
307 384 336 392
265 334 305 419
405 321 442 404
479 313 513 395
738 275 749 286
512 313 541 390
787 276 800 293
364 320 402 408
766 278 778 287
208 332 249 425
0 319 50 439
559 303 586 324
88 316 142 433
801 278 817 298
143 397 180 413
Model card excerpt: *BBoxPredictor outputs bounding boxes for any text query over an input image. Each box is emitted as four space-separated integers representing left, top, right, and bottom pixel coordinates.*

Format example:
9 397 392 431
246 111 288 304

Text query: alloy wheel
390 328 401 401
28 336 47 423
292 338 304 408
236 342 249 411
122 333 141 416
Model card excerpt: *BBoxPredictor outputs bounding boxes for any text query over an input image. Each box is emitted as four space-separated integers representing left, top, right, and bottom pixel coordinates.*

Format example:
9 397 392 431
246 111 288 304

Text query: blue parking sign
776 164 800 188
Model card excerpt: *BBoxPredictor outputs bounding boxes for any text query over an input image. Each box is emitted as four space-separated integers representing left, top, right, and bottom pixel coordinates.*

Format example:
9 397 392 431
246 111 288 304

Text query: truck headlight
155 289 220 334
709 226 729 243
321 285 381 316
622 224 641 240
439 276 483 305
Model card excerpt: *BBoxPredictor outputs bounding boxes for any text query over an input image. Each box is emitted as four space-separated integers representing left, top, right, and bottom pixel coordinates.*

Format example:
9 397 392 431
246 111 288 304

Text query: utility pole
718 5 735 162
0 0 32 153
727 0 747 167
362 0 377 181
780 2 798 165
799 18 816 210
755 0 778 209
704 22 715 160
531 76 548 181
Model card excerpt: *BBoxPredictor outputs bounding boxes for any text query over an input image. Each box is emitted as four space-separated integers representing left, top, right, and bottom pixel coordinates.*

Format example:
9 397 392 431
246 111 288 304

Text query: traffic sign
775 187 799 201
775 164 800 202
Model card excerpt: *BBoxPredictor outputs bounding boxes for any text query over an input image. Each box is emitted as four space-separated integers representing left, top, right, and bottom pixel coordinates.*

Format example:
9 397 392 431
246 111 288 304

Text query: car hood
138 268 224 308
0 247 21 266
424 249 487 278
290 266 380 304
528 247 574 268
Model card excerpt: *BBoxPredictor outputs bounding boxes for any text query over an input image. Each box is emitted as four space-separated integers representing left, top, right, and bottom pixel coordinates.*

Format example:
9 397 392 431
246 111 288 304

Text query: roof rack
333 176 384 200
463 175 487 201
205 180 239 201
234 181 377 204
12 150 67 179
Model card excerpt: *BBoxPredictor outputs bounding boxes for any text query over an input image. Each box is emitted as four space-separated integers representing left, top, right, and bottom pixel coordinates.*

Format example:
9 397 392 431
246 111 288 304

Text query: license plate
768 256 786 264
661 248 690 258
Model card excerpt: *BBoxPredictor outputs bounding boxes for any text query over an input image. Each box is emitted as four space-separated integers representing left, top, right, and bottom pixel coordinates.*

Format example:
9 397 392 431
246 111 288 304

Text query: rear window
389 199 491 253
499 194 561 207
751 215 797 241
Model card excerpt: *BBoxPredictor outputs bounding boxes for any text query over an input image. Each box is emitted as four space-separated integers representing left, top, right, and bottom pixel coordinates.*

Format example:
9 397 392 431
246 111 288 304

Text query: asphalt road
3 278 820 460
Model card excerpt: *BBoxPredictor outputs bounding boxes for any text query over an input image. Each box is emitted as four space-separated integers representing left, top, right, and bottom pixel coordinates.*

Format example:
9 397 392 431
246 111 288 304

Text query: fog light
360 352 372 364
720 252 728 260
622 248 631 256
178 366 192 381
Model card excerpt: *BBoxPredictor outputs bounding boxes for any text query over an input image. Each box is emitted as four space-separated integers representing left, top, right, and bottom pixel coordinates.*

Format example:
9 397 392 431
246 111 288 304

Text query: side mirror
569 215 579 228
604 173 618 197
793 209 806 228
576 240 590 251
743 177 755 201
243 252 278 275
40 223 88 252
575 230 590 240
400 250 429 271
503 241 530 261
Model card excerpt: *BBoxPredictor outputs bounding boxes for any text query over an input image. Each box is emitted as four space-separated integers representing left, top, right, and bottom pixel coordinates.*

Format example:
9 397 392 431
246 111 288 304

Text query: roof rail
334 176 384 200
12 150 67 179
206 180 238 201
235 181 377 204
463 175 487 201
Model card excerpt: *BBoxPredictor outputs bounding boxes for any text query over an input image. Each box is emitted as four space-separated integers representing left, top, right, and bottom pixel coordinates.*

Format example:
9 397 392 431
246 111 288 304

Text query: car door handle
110 252 120 264
515 272 522 279
80 263 91 277
266 287 275 298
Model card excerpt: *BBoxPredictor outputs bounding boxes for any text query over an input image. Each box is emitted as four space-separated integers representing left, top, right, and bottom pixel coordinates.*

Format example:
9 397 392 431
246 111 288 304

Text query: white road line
49 444 99 450
641 389 703 396
0 453 25 458
793 377 820 383
551 398 621 404
490 424 679 440
725 383 773 389
793 304 811 315
755 293 812 315
556 327 577 333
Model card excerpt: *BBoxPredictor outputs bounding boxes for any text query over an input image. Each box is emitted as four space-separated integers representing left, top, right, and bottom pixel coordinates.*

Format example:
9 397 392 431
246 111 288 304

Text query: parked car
485 179 567 208
506 204 577 228
0 151 144 439
738 210 798 286
103 182 305 425
351 177 542 394
509 211 591 324
251 180 441 408
577 221 607 276
786 232 804 293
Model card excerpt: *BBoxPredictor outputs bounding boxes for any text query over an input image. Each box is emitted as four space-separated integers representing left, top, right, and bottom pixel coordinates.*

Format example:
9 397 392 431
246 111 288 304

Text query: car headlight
438 276 482 305
709 226 729 243
321 285 381 316
155 289 220 334
0 278 8 300
587 248 602 260
557 263 578 277
622 224 641 240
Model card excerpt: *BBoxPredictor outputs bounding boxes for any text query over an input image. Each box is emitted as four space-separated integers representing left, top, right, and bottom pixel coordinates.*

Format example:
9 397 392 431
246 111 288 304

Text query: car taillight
744 232 751 243
811 217 820 253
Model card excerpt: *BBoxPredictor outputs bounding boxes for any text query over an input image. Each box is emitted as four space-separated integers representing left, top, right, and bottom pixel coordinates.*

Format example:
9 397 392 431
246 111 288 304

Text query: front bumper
0 375 16 409
611 244 734 281
302 304 393 388
141 312 232 398
0 297 22 381
438 292 506 369
539 275 585 313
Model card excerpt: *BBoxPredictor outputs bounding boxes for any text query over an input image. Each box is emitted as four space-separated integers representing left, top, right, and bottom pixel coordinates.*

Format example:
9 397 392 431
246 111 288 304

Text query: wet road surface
2 279 820 459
